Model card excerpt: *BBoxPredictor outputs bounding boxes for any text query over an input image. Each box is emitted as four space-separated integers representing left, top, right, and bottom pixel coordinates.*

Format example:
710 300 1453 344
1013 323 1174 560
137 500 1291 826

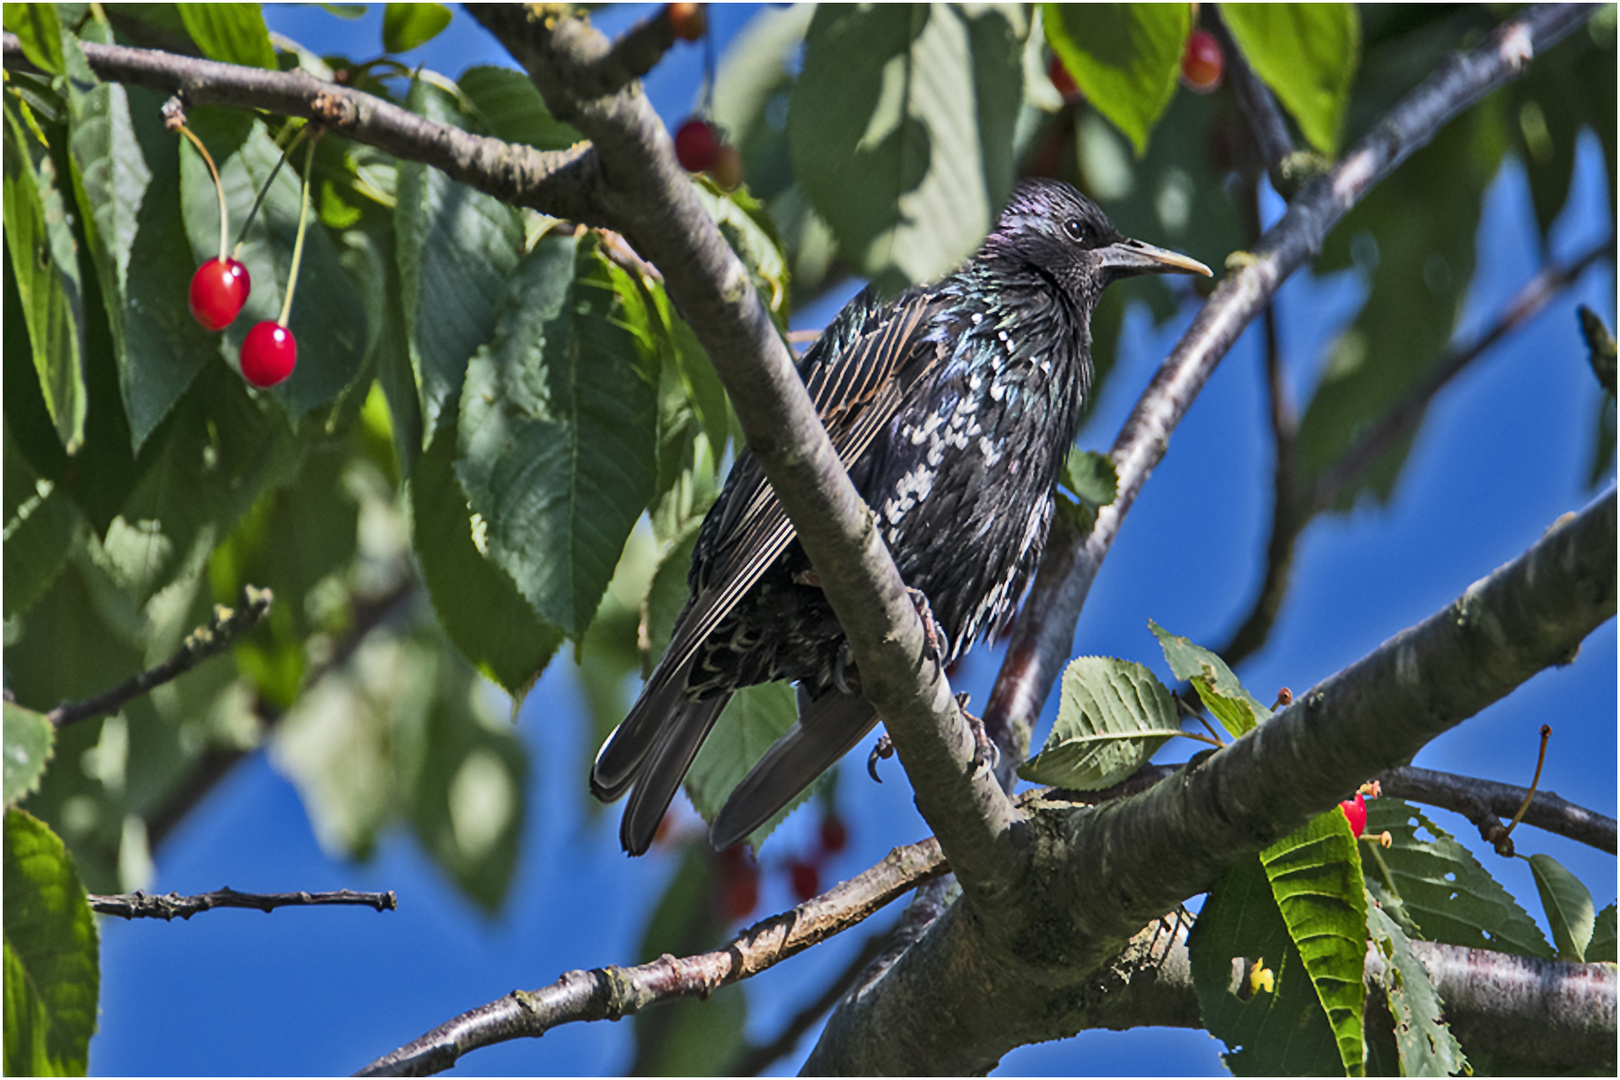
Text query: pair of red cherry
188 257 295 387
717 813 850 922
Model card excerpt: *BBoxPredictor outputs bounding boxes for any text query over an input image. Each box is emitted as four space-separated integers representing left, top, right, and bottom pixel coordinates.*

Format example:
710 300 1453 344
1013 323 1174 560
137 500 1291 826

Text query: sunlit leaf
2 705 53 807
1018 656 1180 789
1042 3 1188 156
383 3 452 54
1221 4 1360 154
1188 854 1344 1075
1260 810 1367 1076
790 4 1027 291
1527 852 1596 962
1149 620 1270 737
178 4 277 69
1366 901 1469 1077
2 808 98 1077
1361 797 1553 958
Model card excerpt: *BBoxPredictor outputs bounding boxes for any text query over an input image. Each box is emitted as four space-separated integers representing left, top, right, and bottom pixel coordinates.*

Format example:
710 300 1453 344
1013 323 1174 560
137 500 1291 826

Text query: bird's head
983 178 1211 308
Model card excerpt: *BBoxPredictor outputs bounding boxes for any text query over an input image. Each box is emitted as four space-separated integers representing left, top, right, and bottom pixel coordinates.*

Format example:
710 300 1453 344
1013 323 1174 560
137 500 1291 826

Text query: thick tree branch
467 5 1022 902
811 479 1614 1072
89 886 397 920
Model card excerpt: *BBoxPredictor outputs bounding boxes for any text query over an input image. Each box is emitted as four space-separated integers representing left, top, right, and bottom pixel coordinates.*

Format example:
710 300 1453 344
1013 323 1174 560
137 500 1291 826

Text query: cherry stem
1502 723 1552 840
277 134 316 328
177 124 228 261
234 124 309 257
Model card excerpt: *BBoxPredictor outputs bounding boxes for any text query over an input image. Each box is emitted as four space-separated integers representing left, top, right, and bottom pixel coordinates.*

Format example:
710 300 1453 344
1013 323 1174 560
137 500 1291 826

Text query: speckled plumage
592 178 1210 855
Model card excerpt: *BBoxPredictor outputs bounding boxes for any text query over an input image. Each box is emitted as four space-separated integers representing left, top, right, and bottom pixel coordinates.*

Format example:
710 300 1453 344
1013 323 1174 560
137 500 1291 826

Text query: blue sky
88 6 1615 1076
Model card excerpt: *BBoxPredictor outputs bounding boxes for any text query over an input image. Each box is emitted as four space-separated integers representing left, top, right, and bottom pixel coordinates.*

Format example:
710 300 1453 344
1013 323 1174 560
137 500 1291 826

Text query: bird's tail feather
617 692 732 855
709 691 878 851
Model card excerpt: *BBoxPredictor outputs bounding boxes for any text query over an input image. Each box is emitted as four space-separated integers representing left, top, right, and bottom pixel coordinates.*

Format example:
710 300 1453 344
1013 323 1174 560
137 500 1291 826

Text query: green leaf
686 682 803 851
1018 656 1180 789
4 99 86 456
2 808 98 1077
1188 854 1344 1075
396 79 525 444
2 705 54 807
178 4 277 69
1042 3 1189 156
2 4 64 75
1526 852 1596 962
383 3 452 53
410 416 564 694
455 66 581 151
1361 797 1553 958
1056 448 1117 537
1366 901 1469 1077
1588 902 1616 964
456 233 660 637
2 419 84 620
643 526 703 675
1261 811 1367 1076
1221 4 1359 154
1149 620 1270 737
789 4 1027 291
179 111 369 421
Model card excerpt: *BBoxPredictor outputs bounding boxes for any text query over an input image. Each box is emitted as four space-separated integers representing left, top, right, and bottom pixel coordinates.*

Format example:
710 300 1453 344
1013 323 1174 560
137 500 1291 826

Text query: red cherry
819 815 848 855
1180 29 1224 93
666 2 705 41
240 321 297 387
674 118 719 173
189 257 251 331
1339 793 1367 839
1047 54 1082 104
788 860 819 903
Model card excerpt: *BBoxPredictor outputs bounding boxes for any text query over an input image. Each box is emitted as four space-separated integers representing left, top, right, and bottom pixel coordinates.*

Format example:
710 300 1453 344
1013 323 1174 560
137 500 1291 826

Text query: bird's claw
906 587 950 664
959 699 1000 774
833 641 856 696
867 733 895 783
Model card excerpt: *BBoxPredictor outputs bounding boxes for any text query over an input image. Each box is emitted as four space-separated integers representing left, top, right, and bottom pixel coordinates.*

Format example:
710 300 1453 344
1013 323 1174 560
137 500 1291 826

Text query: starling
592 178 1210 855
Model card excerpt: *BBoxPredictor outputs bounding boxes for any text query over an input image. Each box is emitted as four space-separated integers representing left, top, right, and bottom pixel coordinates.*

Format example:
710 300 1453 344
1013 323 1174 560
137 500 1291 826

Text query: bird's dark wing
668 285 949 683
591 286 949 824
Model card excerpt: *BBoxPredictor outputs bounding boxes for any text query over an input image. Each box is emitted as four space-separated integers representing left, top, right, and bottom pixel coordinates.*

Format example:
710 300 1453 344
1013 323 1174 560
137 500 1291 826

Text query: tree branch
811 478 1613 1072
89 886 397 920
44 586 272 728
355 837 948 1076
1379 764 1618 855
466 4 1022 904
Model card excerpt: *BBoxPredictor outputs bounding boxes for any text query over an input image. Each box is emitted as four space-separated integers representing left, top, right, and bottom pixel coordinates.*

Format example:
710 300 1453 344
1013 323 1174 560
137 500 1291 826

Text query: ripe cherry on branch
188 258 251 331
1180 29 1224 93
240 321 297 388
674 118 719 173
665 2 705 42
1339 792 1367 838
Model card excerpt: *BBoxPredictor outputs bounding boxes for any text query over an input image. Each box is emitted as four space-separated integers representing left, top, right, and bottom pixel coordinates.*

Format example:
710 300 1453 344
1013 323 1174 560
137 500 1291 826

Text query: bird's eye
1064 218 1087 243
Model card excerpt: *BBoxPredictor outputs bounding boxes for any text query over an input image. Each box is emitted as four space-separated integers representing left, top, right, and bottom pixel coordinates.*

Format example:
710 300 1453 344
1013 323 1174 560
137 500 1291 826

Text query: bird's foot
832 641 857 696
906 587 950 664
958 695 1000 774
867 733 894 783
